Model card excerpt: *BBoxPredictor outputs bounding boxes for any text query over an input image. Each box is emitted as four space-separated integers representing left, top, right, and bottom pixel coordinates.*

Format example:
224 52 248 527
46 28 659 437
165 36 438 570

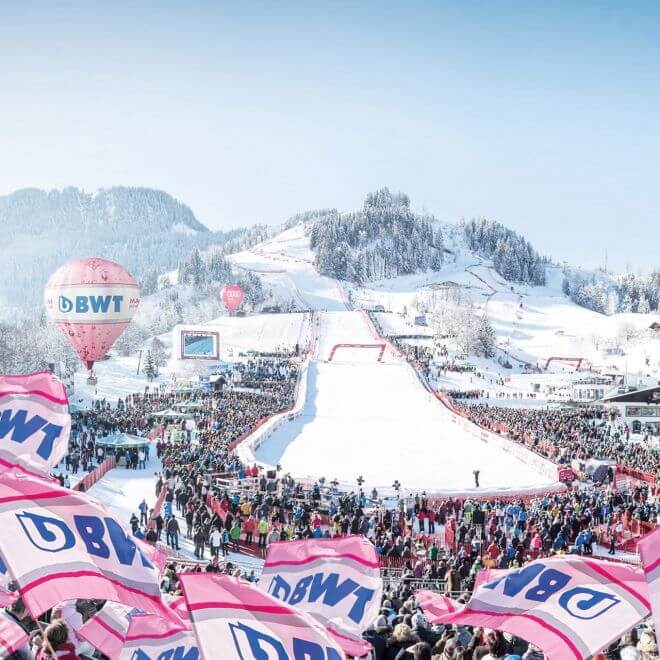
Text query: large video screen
180 330 219 360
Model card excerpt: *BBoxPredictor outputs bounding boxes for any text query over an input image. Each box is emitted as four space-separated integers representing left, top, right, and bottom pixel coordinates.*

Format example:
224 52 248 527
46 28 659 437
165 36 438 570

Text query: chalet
602 385 660 434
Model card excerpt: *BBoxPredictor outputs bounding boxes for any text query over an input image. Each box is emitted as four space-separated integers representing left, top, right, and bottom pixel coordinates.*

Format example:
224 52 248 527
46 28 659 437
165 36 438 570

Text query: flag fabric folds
0 371 71 476
639 526 660 633
415 591 463 620
0 468 175 622
417 556 650 660
78 602 195 660
261 536 382 656
179 573 345 660
0 614 29 658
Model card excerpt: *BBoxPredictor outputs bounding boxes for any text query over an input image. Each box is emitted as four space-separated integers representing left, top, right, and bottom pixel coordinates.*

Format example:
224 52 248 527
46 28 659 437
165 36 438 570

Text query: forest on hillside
310 188 445 282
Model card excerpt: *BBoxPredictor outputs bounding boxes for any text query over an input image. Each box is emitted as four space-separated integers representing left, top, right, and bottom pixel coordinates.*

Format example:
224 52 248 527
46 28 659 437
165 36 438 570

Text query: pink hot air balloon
44 258 140 372
221 284 244 313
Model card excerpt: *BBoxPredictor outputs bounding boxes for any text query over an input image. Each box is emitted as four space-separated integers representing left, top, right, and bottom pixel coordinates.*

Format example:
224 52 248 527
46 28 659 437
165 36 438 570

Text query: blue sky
0 1 658 271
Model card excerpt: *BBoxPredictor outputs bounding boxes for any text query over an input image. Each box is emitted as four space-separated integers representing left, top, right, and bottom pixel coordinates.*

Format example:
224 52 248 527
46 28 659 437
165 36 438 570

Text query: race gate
327 343 386 362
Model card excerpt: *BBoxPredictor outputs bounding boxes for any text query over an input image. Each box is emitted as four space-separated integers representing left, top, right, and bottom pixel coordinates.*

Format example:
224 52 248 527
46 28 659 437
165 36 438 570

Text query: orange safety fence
73 455 116 492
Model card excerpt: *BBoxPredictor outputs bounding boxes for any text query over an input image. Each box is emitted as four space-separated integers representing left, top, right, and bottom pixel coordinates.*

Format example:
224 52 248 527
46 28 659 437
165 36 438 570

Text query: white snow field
79 222 658 499
227 244 558 494
71 312 310 405
251 309 556 493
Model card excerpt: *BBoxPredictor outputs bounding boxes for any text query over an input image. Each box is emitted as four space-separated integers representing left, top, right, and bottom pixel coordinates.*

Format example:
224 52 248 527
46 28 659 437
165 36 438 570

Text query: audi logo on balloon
221 284 244 312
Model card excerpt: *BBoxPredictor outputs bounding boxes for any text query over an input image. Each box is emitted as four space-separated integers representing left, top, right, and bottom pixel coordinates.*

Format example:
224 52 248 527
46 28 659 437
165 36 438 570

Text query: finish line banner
179 573 344 660
79 602 196 660
261 536 381 655
0 468 176 622
639 527 660 633
417 556 650 660
0 371 70 476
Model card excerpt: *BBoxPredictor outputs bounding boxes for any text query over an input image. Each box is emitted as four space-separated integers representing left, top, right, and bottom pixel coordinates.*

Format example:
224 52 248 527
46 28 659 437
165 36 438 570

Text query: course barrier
73 455 116 492
616 464 658 492
327 343 386 362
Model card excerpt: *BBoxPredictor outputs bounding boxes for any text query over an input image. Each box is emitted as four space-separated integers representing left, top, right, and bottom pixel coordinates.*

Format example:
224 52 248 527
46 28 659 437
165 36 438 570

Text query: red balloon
44 258 140 371
221 284 244 312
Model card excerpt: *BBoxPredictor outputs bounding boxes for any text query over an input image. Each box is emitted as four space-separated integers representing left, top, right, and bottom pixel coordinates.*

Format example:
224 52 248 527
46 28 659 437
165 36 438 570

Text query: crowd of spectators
360 586 657 659
461 404 660 476
20 341 657 659
445 390 481 401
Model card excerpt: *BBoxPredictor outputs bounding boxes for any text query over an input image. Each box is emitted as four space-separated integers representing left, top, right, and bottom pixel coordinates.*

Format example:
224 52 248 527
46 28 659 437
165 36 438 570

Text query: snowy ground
350 257 660 382
252 309 556 492
228 242 559 493
87 457 160 525
71 223 659 498
71 312 310 406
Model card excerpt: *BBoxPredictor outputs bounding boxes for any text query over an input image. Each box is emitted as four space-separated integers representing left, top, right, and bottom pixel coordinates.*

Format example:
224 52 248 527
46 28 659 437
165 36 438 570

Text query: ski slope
252 309 555 492
229 242 558 493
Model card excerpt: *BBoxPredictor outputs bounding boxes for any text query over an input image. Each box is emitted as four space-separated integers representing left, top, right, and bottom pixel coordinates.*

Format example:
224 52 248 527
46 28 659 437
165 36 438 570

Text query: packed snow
250 309 556 492
227 245 559 493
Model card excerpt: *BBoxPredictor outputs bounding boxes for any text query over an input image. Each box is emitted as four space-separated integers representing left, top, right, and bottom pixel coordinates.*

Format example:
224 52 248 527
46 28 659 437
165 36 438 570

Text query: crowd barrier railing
73 455 116 492
616 464 658 492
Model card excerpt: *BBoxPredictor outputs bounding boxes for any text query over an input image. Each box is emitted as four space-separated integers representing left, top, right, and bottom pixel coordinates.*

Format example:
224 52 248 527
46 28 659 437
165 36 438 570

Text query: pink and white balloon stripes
44 258 140 371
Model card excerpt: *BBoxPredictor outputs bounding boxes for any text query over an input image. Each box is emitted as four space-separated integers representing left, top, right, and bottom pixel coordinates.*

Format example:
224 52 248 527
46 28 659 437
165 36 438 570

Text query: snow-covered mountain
230 219 660 379
0 186 249 318
306 188 658 318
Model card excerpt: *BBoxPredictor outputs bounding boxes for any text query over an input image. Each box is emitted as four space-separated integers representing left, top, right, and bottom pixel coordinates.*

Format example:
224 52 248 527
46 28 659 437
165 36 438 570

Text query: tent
96 433 151 451
174 401 204 411
152 408 188 419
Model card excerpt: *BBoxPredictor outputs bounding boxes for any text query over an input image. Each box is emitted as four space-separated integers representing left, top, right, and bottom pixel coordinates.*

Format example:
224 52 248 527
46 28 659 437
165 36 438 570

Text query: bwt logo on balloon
57 295 125 314
52 294 140 314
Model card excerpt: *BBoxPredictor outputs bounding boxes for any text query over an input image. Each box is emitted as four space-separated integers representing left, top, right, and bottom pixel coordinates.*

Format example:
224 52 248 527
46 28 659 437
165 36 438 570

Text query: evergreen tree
463 218 546 285
150 337 168 367
143 350 157 381
310 188 444 283
475 315 496 358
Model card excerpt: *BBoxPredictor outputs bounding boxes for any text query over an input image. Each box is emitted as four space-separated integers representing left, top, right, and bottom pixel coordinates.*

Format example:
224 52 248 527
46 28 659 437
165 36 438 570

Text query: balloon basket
87 374 98 386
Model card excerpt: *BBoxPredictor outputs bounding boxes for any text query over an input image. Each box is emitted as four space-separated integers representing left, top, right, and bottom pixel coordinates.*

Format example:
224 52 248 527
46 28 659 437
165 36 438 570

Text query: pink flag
0 614 28 657
261 536 381 656
0 371 71 476
639 526 660 633
0 468 176 623
474 567 507 590
169 596 190 623
415 591 463 620
0 550 17 607
179 573 345 660
0 586 16 608
79 602 195 660
138 539 169 573
417 556 650 660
